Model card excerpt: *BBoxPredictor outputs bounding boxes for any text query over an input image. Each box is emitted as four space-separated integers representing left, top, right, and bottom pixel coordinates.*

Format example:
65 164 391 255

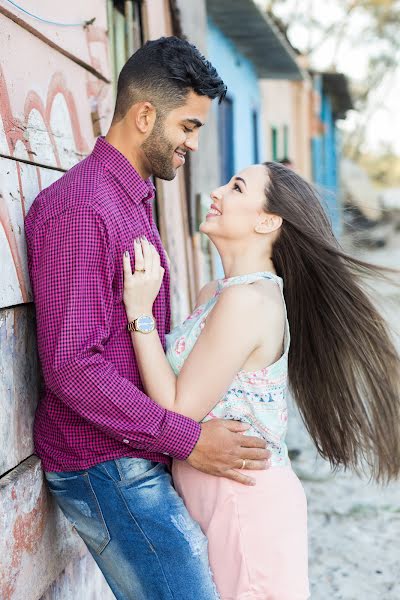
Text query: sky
255 0 400 155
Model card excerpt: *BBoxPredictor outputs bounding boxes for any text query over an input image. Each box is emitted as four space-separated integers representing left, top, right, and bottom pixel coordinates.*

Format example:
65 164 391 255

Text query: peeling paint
0 305 39 474
0 457 82 600
0 10 114 310
39 552 114 600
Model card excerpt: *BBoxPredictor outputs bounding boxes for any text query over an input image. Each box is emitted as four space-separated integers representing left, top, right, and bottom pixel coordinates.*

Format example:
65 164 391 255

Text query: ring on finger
240 459 246 470
135 268 146 272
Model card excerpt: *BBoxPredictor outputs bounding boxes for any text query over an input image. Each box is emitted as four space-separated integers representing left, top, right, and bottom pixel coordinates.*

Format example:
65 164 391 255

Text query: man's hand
186 419 271 485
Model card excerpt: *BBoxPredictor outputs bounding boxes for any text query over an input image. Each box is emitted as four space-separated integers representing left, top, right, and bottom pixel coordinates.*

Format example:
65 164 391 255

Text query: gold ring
135 268 146 272
240 459 246 470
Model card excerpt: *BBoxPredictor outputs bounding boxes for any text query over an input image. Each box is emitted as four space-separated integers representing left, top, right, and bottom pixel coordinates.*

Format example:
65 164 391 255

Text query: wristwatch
127 314 156 334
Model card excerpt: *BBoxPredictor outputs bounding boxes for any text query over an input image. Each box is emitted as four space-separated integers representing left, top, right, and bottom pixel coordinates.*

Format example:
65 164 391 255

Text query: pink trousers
172 461 309 600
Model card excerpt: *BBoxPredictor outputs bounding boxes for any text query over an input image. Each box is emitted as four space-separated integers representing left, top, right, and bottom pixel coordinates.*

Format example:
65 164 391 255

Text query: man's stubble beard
142 116 176 181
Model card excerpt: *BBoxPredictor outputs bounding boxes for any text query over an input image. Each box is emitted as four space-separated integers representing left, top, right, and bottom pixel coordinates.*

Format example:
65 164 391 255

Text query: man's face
142 91 212 181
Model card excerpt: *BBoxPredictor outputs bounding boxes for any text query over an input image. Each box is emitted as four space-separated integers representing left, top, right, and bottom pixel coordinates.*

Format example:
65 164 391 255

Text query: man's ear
254 213 283 234
129 101 156 134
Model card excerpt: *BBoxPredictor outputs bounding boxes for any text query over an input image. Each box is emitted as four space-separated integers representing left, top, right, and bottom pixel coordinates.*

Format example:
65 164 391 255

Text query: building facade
261 78 314 181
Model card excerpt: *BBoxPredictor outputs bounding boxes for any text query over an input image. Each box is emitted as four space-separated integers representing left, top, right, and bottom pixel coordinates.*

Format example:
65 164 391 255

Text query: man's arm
29 203 200 460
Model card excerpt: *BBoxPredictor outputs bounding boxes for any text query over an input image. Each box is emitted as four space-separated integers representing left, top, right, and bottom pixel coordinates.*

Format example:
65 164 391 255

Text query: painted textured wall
0 2 112 308
0 2 114 597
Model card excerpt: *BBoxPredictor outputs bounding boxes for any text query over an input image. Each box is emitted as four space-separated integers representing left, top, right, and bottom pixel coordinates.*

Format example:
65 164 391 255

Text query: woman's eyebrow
234 177 247 188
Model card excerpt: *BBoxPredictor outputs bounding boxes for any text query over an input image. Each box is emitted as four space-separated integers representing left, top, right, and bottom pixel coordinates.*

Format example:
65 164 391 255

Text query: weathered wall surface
0 3 112 308
0 457 79 600
0 2 114 597
0 306 39 475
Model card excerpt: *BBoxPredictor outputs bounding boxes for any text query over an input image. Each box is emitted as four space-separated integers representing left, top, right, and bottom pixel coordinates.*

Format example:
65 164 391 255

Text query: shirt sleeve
30 203 200 460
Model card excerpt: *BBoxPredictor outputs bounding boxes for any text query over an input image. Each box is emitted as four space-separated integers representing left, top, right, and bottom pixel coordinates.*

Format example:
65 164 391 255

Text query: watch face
136 315 155 333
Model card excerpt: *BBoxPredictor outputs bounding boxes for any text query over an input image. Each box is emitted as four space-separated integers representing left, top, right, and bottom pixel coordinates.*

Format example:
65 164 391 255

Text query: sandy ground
286 221 400 600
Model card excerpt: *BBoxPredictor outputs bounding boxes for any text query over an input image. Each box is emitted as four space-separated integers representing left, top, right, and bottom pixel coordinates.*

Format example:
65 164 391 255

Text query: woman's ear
254 213 283 234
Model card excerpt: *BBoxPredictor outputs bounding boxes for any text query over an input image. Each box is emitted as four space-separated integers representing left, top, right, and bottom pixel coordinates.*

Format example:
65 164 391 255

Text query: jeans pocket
45 471 111 555
114 457 165 487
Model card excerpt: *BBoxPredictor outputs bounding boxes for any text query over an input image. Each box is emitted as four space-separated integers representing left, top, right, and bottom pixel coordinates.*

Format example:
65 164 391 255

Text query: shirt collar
91 136 155 204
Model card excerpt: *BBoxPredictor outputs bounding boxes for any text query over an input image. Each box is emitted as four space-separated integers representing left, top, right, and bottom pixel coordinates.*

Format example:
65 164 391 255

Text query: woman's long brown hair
264 162 400 483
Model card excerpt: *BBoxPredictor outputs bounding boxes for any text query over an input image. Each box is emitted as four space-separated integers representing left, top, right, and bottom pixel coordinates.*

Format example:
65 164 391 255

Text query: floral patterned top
166 272 290 467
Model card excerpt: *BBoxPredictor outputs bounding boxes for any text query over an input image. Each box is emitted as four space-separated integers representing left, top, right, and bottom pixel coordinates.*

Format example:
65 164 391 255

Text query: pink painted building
261 77 315 180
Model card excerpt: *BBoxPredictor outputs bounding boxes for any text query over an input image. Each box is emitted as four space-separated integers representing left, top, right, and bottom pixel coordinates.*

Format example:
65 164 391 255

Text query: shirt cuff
153 411 201 461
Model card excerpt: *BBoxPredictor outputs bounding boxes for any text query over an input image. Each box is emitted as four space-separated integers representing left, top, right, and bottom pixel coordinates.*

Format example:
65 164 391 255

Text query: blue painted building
207 19 264 183
312 73 353 236
205 0 302 276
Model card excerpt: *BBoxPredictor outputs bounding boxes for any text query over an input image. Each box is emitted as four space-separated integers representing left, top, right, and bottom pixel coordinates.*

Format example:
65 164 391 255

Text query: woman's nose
210 188 222 201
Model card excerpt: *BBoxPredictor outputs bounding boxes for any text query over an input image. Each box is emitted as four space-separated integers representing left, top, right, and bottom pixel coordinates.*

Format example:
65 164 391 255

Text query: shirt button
122 439 130 444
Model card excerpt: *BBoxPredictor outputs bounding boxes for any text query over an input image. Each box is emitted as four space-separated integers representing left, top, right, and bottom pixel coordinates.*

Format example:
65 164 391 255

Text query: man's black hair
113 36 227 122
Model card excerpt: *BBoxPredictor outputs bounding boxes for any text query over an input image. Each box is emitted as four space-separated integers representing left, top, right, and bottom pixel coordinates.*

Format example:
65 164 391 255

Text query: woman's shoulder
253 277 283 307
221 277 282 305
194 280 219 308
194 275 283 317
217 278 285 330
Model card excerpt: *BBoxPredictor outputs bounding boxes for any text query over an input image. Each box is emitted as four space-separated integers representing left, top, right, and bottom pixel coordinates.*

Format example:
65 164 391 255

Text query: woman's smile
206 203 222 218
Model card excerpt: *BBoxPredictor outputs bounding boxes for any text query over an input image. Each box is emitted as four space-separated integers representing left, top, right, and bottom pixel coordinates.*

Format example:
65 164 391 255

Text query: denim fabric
45 458 219 600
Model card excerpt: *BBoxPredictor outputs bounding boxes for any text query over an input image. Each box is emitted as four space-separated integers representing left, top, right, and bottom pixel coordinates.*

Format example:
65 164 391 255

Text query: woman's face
200 164 270 241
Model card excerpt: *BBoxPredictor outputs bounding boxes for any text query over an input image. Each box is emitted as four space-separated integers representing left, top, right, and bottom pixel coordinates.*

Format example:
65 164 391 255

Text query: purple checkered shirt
25 136 201 472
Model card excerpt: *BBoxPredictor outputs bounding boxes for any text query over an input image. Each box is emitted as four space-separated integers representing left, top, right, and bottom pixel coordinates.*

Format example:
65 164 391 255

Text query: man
25 37 269 599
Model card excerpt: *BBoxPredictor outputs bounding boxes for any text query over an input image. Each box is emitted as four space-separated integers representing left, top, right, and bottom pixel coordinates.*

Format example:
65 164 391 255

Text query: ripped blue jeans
45 458 219 600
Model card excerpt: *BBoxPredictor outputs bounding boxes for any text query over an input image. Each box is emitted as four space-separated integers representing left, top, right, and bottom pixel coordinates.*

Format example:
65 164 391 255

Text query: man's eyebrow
234 176 247 187
183 118 204 128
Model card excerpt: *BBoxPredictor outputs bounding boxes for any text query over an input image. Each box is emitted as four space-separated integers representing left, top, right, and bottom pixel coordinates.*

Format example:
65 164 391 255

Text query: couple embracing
25 37 400 600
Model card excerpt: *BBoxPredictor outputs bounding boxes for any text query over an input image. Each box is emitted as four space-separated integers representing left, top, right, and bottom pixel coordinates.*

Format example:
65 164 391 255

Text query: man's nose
185 132 199 152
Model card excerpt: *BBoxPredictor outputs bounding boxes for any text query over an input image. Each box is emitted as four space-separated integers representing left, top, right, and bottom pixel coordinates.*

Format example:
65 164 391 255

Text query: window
107 0 143 97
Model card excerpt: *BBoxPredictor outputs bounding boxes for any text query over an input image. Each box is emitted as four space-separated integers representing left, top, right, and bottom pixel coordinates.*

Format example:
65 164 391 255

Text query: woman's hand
123 238 165 321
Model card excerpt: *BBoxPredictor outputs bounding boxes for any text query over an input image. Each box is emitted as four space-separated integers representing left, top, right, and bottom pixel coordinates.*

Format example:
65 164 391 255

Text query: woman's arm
123 239 276 422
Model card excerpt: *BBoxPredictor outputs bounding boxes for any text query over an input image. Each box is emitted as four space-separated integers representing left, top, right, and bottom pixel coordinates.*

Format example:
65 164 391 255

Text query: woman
122 162 400 600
